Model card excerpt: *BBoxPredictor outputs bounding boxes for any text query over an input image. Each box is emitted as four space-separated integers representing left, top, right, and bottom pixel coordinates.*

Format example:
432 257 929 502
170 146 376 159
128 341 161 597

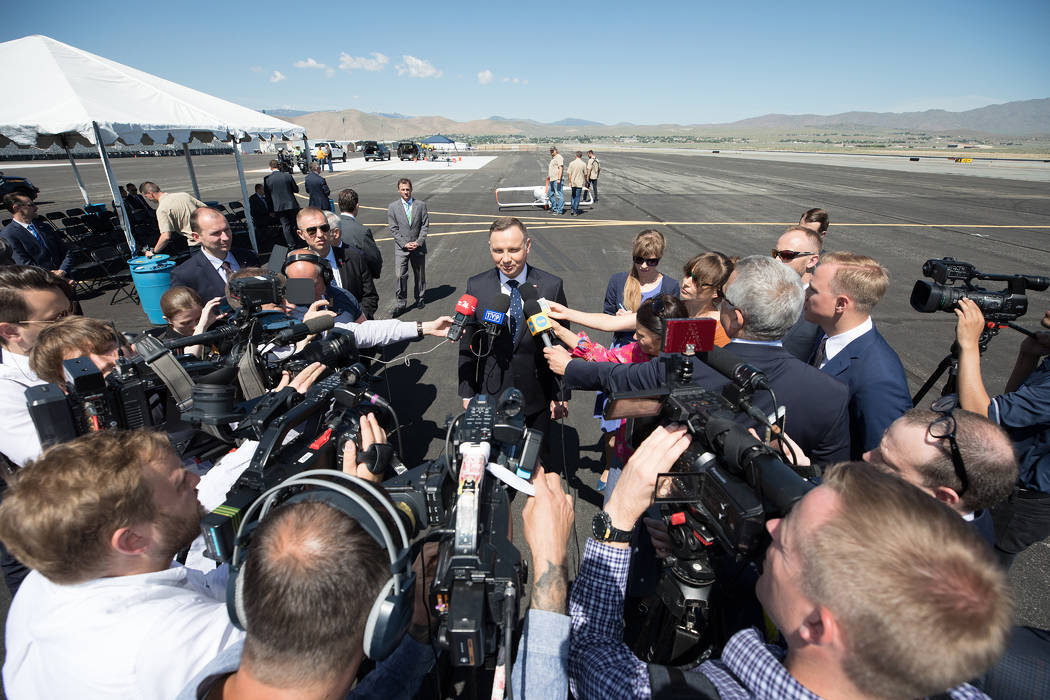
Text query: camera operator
28 316 126 384
547 255 851 465
177 469 437 699
955 298 1050 567
568 426 1012 699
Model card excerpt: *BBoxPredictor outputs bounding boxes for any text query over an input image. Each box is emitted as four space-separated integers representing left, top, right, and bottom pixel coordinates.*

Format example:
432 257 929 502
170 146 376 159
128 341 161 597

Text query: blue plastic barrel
128 255 175 324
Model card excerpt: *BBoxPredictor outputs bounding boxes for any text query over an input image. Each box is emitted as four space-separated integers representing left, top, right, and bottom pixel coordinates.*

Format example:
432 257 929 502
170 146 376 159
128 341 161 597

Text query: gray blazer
264 169 300 212
387 198 428 250
339 213 383 279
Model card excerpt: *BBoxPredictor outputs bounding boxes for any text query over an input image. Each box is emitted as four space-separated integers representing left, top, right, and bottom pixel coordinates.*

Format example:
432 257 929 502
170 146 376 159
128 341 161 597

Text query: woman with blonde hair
603 230 680 348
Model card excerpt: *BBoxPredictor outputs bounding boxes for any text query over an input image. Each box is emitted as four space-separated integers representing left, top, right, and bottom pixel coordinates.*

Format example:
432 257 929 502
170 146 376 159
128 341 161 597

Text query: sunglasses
928 400 968 496
772 248 815 262
303 224 331 236
634 256 660 267
19 305 74 326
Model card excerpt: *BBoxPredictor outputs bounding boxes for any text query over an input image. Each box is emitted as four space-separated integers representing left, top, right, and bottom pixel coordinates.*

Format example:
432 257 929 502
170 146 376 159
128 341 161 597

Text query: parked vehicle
313 141 347 162
360 141 391 162
0 172 40 200
397 142 420 161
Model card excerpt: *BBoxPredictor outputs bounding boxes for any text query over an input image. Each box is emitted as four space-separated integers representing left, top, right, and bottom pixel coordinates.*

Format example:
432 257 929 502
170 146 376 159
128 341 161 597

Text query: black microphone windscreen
518 283 539 302
522 299 543 317
704 345 744 380
491 294 511 313
305 315 336 333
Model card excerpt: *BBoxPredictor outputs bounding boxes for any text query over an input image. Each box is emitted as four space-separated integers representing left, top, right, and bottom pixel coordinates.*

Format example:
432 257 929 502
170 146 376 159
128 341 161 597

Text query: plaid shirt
569 539 990 700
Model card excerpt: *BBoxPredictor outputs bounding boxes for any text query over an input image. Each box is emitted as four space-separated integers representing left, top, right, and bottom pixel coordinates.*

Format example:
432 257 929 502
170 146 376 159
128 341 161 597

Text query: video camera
605 319 813 664
910 257 1049 323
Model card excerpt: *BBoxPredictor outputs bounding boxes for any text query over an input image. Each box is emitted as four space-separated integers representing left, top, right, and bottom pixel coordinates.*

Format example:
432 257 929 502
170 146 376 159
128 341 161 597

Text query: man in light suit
459 217 569 439
263 159 300 248
387 178 427 315
548 255 851 466
304 162 331 210
337 188 382 280
169 208 260 303
805 251 911 458
1 194 73 277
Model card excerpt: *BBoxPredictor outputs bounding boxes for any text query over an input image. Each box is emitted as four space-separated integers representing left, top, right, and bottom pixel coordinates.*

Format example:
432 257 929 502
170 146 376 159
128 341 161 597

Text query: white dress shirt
200 248 240 284
0 350 47 467
818 316 873 369
324 246 344 290
3 566 241 700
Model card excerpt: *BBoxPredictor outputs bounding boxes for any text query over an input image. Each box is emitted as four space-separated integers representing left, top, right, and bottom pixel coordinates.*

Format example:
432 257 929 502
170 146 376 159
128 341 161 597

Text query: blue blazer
169 247 260 303
565 341 851 466
814 325 912 458
1 220 73 273
603 271 680 346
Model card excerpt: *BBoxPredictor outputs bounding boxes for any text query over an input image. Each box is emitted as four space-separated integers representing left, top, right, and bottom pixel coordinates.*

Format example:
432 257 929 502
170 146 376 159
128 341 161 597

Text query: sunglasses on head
772 248 815 262
303 224 331 236
634 256 660 267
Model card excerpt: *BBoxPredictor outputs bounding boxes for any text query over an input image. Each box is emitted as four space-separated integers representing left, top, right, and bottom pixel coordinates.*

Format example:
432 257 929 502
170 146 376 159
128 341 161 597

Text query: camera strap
648 664 722 699
132 335 226 441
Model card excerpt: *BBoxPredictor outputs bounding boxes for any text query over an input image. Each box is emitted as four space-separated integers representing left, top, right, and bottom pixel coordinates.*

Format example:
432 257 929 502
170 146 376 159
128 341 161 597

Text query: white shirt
818 316 873 368
0 349 47 467
335 318 419 348
201 248 240 284
324 246 344 290
498 265 529 296
3 566 242 700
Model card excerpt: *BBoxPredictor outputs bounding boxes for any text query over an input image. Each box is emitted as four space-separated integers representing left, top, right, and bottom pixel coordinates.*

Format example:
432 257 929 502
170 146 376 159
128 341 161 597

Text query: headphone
281 250 334 287
225 470 416 660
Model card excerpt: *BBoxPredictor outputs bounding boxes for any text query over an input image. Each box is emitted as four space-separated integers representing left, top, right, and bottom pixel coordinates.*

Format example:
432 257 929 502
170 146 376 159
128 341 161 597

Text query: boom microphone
523 299 556 348
448 294 478 342
704 345 770 391
273 315 335 345
160 324 240 351
480 295 511 337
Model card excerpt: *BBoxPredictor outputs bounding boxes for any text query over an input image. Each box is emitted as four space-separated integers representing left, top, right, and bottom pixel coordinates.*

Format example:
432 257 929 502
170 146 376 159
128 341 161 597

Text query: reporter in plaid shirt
568 426 1013 699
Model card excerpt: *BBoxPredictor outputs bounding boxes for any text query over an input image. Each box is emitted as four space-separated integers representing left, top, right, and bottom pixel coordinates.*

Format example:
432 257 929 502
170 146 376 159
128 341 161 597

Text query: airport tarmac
3 149 1048 661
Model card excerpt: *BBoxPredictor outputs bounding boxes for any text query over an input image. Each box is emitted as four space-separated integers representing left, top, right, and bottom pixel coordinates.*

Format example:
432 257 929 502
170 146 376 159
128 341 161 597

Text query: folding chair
86 244 138 305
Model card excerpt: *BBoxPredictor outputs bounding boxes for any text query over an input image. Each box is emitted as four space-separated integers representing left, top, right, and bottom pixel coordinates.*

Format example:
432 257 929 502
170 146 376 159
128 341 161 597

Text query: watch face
591 511 610 540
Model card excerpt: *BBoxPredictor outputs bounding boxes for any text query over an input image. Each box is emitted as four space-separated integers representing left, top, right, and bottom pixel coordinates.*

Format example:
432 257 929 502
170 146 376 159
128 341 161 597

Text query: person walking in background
304 162 331 210
586 149 600 203
547 146 565 215
263 159 300 248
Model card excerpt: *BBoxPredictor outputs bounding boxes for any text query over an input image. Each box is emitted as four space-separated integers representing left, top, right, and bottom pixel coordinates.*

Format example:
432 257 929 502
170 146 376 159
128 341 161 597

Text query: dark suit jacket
387 198 428 250
1 220 73 273
564 341 851 466
339 213 383 279
305 172 331 210
813 325 912 458
781 310 823 362
169 247 261 302
458 266 568 416
331 244 378 319
263 170 300 213
248 193 275 226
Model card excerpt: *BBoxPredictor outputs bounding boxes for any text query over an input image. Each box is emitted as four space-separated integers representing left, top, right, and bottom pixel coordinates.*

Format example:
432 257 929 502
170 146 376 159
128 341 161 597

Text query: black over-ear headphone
282 251 334 287
225 470 416 660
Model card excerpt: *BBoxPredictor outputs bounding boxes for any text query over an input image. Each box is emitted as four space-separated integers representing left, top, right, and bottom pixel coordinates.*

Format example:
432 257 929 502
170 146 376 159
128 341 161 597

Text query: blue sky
5 0 1048 124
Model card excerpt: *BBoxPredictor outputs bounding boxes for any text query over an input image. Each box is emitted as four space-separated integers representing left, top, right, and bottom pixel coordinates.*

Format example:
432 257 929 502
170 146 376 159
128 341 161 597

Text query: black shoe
393 304 406 317
415 299 424 310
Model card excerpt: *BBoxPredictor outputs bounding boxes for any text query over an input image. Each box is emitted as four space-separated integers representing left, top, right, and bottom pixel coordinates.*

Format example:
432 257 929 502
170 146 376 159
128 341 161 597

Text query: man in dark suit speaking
459 217 569 436
169 207 260 302
545 254 851 466
1 194 73 277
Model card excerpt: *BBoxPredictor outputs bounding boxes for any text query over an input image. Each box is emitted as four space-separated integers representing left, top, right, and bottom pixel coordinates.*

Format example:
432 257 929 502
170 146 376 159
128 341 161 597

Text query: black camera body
911 257 1049 323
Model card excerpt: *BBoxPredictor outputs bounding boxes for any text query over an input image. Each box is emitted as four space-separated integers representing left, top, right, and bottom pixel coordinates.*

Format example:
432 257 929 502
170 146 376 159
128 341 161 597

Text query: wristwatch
591 510 633 543
416 321 424 339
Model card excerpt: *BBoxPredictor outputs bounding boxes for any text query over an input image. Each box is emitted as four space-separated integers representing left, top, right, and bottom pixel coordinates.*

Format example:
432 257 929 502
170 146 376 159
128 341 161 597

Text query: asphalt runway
3 150 1048 673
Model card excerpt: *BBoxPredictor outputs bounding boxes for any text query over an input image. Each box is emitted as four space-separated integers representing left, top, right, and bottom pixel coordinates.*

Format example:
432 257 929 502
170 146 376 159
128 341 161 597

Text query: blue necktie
507 280 522 341
27 223 50 252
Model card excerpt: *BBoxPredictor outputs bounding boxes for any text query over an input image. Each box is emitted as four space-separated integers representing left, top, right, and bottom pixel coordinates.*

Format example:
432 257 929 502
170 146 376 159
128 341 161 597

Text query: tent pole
62 137 90 205
184 143 201 200
231 137 258 252
91 121 136 254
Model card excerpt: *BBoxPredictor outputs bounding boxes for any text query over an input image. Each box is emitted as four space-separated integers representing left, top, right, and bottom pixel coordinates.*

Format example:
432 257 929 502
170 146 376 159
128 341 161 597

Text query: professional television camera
910 257 1049 404
604 320 814 666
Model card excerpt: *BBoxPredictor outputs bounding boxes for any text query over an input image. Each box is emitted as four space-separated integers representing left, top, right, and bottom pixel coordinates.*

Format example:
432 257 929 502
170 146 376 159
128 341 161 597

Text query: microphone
524 299 556 348
703 345 771 391
272 315 335 346
448 294 478 342
161 324 239 351
518 283 539 303
479 295 511 337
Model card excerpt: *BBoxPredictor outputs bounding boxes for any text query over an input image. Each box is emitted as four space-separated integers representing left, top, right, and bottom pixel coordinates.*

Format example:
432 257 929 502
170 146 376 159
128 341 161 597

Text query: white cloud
396 55 442 79
338 52 390 73
325 67 335 78
478 69 494 85
269 70 286 83
294 57 328 70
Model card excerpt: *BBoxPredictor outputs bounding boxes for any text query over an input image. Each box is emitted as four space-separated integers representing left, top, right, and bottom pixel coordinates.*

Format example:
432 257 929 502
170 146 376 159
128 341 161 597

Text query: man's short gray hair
323 210 340 230
725 255 804 340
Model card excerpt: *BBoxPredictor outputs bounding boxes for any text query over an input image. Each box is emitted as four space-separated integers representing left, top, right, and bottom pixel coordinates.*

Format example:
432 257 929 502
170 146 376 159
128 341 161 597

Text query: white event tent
0 35 308 252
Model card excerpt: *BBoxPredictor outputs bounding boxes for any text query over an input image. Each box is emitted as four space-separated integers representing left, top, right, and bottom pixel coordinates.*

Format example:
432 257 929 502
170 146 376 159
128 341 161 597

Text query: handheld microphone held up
703 345 770 391
161 324 240 351
479 295 511 337
273 315 335 346
448 294 478 342
524 299 557 348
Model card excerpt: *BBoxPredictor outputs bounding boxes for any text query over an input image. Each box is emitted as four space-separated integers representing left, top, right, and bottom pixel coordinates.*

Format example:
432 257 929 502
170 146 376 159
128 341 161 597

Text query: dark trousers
992 487 1050 568
275 209 299 248
394 247 426 304
589 178 598 202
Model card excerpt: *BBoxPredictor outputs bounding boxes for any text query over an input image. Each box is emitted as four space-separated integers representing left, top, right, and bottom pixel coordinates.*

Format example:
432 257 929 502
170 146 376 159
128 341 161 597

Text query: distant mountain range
285 98 1050 140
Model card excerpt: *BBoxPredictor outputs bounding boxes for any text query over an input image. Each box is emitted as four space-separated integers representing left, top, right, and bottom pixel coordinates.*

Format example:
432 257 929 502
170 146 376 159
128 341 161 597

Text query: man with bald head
169 207 260 302
774 225 824 360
